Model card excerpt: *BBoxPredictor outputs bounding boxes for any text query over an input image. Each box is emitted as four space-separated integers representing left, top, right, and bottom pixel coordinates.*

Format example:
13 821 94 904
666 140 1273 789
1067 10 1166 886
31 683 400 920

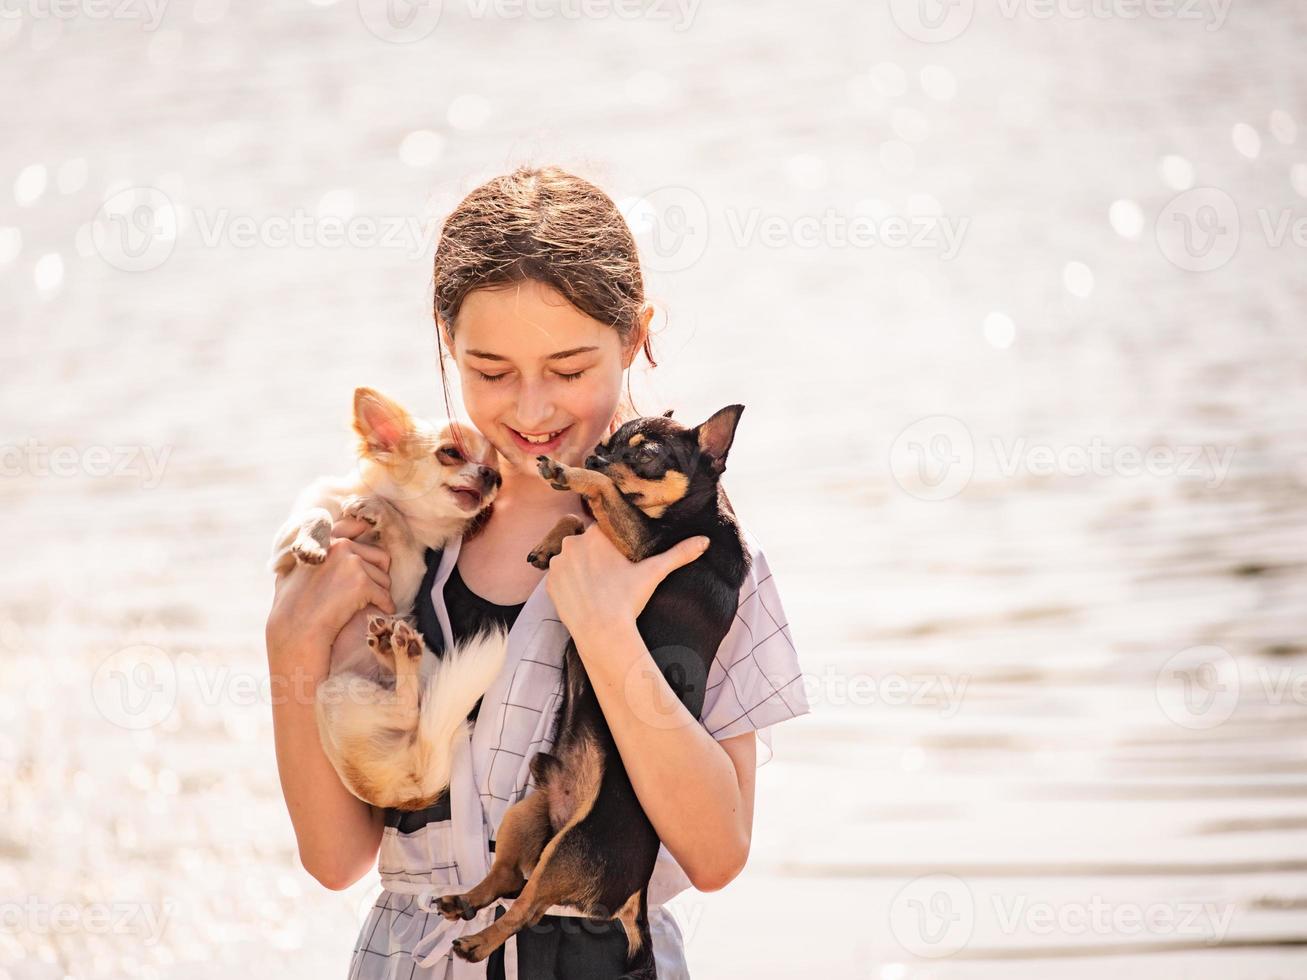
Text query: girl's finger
367 581 397 615
331 516 371 538
656 536 710 576
356 557 391 593
334 537 391 572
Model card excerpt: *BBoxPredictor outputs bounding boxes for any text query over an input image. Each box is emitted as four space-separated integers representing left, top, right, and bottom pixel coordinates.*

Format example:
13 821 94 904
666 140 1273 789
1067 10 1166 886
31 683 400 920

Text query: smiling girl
265 166 810 979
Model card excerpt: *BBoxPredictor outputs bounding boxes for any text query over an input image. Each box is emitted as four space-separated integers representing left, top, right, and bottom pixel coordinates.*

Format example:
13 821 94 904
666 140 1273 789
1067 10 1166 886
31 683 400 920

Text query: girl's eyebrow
465 345 599 362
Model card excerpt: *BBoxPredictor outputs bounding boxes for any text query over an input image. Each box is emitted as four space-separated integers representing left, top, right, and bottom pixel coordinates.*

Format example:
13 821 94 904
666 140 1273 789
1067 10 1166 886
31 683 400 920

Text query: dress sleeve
699 526 811 768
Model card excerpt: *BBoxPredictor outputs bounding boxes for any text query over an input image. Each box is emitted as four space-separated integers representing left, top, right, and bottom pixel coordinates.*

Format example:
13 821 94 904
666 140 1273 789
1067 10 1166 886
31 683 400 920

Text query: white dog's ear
353 387 414 457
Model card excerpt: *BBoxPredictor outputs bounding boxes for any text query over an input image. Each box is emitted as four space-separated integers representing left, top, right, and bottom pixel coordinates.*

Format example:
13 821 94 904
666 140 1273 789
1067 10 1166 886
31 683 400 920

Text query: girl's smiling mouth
507 424 572 454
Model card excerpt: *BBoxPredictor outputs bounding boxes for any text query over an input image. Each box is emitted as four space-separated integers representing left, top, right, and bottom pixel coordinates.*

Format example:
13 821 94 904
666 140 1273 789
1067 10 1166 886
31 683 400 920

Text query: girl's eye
473 369 586 383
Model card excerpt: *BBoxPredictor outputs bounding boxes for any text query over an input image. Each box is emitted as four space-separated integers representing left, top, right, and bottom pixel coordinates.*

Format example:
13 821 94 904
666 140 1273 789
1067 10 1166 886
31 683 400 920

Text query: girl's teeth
519 429 563 444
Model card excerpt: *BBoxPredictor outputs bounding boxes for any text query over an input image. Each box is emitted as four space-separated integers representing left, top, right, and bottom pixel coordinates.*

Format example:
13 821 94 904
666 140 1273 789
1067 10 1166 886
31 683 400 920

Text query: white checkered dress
349 524 811 979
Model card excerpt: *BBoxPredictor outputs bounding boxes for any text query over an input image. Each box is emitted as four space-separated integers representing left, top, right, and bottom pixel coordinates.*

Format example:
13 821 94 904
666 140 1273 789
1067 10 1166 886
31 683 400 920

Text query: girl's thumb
673 536 711 566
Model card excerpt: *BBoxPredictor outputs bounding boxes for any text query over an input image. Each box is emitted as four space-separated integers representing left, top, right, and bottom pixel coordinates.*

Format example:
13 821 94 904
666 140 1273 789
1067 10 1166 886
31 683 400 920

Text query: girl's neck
493 458 589 527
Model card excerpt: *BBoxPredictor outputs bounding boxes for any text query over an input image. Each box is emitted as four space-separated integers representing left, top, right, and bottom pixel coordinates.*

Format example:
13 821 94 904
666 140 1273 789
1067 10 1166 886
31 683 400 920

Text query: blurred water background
2 0 1306 977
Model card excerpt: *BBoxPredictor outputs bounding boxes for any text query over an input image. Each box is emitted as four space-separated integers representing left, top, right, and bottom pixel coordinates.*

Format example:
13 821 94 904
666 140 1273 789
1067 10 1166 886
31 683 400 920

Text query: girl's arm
265 520 396 890
571 619 756 891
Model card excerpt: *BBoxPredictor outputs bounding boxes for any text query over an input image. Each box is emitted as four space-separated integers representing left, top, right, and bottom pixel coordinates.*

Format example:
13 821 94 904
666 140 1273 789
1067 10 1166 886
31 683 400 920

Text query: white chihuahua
269 387 508 811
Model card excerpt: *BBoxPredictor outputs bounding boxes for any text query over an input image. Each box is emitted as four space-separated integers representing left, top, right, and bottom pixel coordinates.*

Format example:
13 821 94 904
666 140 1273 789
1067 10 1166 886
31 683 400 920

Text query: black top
401 547 633 980
444 562 526 724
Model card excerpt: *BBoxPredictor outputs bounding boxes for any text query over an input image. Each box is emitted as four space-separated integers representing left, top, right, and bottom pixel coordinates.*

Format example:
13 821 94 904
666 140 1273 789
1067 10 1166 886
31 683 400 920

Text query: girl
265 166 811 979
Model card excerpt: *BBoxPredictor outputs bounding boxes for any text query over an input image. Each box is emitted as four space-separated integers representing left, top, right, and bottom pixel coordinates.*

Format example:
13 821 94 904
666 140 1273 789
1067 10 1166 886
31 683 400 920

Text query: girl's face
442 279 643 473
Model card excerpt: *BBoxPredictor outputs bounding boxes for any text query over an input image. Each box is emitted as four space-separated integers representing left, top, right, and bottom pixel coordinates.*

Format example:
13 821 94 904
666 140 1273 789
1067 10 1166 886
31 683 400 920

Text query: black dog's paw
436 895 476 921
536 455 569 490
451 935 485 962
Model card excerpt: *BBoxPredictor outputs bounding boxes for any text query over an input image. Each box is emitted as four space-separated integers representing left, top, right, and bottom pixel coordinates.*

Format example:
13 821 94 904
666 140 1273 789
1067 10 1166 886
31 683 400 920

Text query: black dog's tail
619 886 658 980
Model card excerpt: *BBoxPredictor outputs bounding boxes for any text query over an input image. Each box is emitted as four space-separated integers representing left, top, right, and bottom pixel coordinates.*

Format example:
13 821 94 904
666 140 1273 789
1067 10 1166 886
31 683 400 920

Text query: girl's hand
544 524 710 644
266 516 396 668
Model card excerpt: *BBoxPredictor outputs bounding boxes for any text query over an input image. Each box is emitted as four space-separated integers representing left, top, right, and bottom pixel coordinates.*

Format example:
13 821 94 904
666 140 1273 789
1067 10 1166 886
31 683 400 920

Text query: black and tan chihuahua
436 404 751 978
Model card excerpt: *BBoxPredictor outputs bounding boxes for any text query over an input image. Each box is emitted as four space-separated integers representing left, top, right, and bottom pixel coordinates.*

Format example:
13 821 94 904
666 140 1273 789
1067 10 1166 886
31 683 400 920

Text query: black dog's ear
663 408 674 418
694 404 744 475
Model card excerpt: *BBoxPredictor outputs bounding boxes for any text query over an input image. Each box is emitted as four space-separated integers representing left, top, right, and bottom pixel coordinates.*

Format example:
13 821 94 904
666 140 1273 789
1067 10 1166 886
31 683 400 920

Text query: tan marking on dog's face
627 433 645 447
607 462 690 519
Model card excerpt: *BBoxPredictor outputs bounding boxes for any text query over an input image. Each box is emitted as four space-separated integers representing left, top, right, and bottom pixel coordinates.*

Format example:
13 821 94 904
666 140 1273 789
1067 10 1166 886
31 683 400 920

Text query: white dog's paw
342 495 386 529
291 514 332 565
390 619 423 661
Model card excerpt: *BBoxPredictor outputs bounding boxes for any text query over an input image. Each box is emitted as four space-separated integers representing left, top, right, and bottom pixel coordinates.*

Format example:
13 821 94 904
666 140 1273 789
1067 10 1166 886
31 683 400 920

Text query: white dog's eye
436 446 464 464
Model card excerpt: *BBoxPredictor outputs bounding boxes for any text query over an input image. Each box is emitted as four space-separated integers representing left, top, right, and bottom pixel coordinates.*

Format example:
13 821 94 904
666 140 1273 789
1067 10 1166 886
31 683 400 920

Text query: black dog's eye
436 446 464 464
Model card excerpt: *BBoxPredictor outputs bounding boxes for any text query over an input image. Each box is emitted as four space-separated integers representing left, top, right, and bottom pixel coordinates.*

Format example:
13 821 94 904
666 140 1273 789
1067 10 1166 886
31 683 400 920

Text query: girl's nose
516 381 554 430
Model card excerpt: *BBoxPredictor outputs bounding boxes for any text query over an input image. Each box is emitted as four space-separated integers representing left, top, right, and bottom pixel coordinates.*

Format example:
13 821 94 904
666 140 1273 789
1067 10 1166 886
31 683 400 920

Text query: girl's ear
622 303 655 369
437 316 456 357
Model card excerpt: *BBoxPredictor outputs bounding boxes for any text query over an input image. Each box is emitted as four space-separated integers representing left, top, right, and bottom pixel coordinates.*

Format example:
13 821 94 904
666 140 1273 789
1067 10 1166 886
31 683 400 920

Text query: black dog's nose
479 465 501 488
584 454 606 470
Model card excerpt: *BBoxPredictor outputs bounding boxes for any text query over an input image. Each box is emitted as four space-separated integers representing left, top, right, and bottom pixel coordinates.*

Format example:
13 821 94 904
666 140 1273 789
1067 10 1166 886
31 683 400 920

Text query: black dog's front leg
534 456 661 562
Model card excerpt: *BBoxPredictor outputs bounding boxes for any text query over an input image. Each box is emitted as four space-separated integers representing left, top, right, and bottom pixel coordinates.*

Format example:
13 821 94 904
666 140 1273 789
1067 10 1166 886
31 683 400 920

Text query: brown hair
432 165 656 441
